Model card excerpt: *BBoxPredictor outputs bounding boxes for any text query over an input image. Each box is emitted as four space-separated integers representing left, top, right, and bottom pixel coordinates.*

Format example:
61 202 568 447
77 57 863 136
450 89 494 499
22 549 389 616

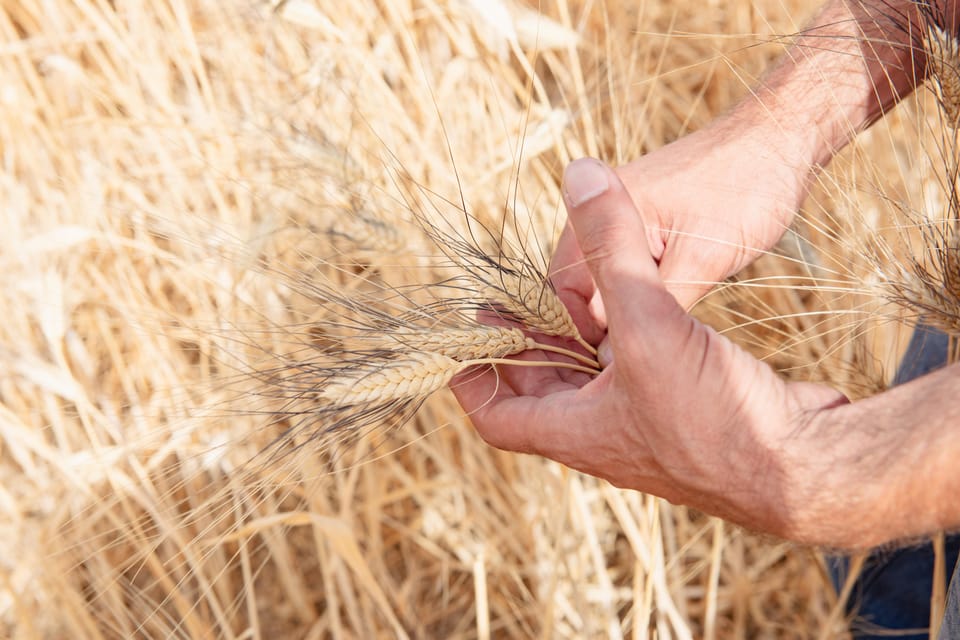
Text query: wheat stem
526 339 601 370
464 357 599 377
573 335 599 356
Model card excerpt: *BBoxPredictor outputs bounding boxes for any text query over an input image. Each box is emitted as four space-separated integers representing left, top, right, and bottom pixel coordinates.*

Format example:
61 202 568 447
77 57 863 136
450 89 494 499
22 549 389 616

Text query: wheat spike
480 276 592 352
328 215 404 253
320 352 463 405
925 22 960 127
383 326 532 361
884 244 960 333
399 192 592 351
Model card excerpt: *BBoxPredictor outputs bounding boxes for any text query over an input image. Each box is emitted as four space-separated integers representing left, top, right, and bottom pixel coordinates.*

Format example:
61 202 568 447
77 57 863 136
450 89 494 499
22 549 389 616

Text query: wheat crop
11 0 960 638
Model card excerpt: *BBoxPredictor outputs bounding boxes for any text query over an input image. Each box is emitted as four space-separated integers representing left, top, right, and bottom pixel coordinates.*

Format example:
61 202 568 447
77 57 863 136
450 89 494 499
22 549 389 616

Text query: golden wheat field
3 0 960 638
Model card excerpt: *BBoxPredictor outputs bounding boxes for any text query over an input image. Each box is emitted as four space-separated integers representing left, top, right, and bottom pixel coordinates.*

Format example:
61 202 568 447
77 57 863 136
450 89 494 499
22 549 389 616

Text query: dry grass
4 0 958 638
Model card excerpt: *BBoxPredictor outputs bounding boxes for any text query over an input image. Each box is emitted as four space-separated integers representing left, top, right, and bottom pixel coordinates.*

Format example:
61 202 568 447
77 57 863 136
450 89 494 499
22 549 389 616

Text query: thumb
562 158 668 334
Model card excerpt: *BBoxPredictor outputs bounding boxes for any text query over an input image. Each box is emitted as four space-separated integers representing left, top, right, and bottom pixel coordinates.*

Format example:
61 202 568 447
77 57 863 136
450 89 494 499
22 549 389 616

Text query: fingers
450 360 582 454
597 335 613 369
561 158 671 335
449 366 541 454
548 224 607 345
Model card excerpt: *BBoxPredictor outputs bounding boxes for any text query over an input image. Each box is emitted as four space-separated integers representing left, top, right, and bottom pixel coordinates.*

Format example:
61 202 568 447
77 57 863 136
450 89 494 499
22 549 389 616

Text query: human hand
551 119 809 341
453 159 848 544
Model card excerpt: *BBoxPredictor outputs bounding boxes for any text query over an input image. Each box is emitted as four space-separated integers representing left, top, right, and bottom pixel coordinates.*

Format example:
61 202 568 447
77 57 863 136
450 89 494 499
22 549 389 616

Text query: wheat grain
394 179 595 353
923 14 960 126
481 279 574 336
881 228 960 333
319 327 600 411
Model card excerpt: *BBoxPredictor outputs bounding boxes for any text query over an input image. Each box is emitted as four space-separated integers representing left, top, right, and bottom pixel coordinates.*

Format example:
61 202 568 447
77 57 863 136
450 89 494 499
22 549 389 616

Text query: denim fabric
829 543 960 638
829 323 960 639
892 324 951 386
940 559 960 639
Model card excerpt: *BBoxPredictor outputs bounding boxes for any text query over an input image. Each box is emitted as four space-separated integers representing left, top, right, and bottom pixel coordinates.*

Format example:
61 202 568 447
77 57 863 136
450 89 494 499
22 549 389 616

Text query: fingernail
563 159 610 207
598 337 613 368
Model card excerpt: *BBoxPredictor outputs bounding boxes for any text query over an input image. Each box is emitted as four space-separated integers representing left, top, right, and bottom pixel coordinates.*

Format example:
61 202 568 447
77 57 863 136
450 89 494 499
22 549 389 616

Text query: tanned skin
453 1 960 550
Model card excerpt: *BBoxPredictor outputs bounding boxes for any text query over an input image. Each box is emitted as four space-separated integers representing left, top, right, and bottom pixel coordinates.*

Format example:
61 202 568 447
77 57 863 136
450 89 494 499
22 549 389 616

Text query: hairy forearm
745 0 923 165
709 0 955 211
787 363 960 549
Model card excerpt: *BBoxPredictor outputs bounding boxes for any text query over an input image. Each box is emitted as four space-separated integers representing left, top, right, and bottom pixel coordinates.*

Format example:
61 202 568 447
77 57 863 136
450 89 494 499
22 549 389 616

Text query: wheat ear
918 2 960 129
395 186 597 354
377 326 600 369
480 277 596 356
320 346 598 408
320 352 462 406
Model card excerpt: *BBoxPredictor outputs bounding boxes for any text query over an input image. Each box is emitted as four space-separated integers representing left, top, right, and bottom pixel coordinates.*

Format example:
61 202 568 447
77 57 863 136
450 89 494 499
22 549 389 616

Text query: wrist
713 0 925 219
772 380 950 550
790 369 960 550
756 381 870 548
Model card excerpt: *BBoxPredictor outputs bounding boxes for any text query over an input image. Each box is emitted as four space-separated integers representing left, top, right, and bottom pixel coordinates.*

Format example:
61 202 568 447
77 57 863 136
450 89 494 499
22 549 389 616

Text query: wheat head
378 326 532 361
923 12 960 126
319 351 463 406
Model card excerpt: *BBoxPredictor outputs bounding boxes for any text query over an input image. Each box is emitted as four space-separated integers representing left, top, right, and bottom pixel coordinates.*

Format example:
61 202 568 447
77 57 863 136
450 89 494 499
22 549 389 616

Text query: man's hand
453 0 960 551
452 159 849 545
549 123 810 370
552 123 806 321
543 0 929 320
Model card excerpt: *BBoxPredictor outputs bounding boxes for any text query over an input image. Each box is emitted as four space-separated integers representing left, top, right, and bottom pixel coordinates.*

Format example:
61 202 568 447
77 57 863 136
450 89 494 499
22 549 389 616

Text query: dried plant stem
579 337 599 357
526 340 601 370
464 357 599 377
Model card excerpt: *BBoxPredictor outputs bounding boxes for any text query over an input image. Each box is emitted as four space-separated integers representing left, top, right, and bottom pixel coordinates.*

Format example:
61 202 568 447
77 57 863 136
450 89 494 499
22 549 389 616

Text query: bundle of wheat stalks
4 0 960 637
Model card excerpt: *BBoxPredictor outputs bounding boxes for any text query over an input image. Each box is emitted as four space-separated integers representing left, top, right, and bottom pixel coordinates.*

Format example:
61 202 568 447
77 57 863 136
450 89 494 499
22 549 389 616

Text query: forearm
708 0 949 211
786 363 960 549
745 0 923 164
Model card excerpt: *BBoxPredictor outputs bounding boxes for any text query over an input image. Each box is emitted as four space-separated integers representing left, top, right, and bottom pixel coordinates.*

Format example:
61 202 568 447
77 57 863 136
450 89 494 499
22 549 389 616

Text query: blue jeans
944 577 960 639
827 324 960 638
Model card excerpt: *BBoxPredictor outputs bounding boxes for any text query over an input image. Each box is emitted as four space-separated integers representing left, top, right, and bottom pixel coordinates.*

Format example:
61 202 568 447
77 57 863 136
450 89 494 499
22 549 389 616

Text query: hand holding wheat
454 158 853 545
551 124 807 314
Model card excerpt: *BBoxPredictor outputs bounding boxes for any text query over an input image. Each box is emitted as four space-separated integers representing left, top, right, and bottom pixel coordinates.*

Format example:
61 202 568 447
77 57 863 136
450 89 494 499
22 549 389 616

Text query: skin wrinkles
455 0 960 550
